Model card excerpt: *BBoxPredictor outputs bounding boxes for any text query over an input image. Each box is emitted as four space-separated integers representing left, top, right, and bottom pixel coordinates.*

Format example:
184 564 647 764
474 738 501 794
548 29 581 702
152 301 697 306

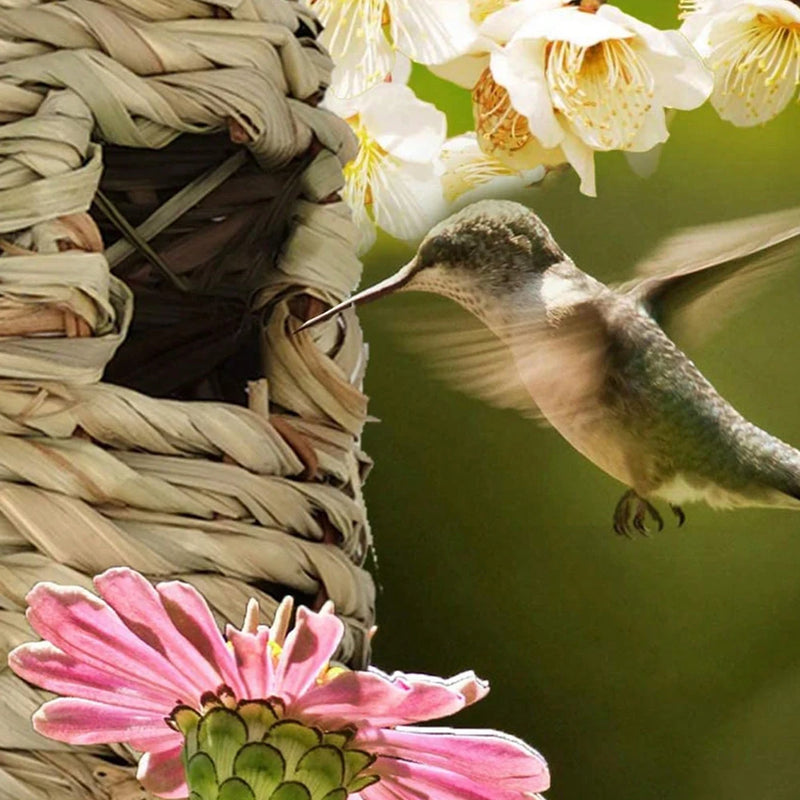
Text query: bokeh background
358 4 800 799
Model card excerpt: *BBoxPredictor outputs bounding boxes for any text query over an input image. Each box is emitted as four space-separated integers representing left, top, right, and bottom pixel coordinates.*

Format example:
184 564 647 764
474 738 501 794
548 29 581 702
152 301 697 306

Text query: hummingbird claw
613 490 665 537
613 489 637 537
613 520 631 537
632 507 649 535
670 504 686 527
649 503 664 533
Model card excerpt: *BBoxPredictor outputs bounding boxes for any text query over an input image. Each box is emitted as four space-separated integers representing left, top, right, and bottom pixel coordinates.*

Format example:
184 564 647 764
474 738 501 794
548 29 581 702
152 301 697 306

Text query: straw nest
0 2 375 797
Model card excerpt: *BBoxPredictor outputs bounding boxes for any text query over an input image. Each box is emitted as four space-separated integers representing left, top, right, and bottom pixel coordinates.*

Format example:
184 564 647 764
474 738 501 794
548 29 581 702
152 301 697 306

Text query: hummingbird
297 200 800 535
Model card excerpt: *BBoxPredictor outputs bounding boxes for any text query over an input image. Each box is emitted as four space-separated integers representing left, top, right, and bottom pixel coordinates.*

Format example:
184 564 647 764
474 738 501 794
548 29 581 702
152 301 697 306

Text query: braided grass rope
0 1 375 797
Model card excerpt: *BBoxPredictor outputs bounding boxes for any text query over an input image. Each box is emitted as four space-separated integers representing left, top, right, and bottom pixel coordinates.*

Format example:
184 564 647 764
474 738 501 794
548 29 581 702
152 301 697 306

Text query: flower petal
370 158 446 241
599 7 712 111
356 727 550 794
438 132 526 204
391 53 413 86
316 0 394 97
742 0 800 24
156 578 246 698
95 568 234 699
515 6 634 47
560 130 597 196
9 641 177 712
481 0 563 43
226 625 271 699
296 668 481 727
713 65 797 125
703 7 800 126
624 142 665 178
320 90 360 122
680 10 716 48
489 44 562 149
138 744 188 799
127 729 187 754
349 197 377 255
429 53 491 89
598 4 680 58
389 0 478 64
25 582 201 704
625 102 669 152
273 606 344 699
359 84 446 163
369 756 546 800
441 671 490 705
32 697 175 746
641 31 713 110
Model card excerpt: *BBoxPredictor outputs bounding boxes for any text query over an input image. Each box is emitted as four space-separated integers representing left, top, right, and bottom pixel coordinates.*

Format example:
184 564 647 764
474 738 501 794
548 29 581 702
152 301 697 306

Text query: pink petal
94 569 230 700
138 743 188 799
25 582 200 704
273 606 344 699
370 756 548 800
9 642 179 712
127 728 187 754
226 626 270 699
157 578 246 698
32 697 176 746
409 671 489 706
356 727 550 793
294 669 472 727
360 782 406 800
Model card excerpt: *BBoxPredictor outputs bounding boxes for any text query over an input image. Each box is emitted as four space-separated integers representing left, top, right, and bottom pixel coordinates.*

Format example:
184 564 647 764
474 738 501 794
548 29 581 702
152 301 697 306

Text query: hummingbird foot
670 504 686 527
613 490 664 537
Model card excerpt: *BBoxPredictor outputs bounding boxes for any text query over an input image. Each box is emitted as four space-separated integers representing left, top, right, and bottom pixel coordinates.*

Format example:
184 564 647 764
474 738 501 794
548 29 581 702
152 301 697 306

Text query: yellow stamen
709 12 800 124
317 664 349 685
309 0 388 88
472 67 535 157
440 143 516 203
471 68 566 170
343 118 389 210
546 37 654 150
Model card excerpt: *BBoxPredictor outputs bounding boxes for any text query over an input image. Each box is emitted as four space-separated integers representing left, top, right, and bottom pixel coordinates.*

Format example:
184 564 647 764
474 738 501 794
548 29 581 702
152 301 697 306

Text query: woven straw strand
0 1 375 798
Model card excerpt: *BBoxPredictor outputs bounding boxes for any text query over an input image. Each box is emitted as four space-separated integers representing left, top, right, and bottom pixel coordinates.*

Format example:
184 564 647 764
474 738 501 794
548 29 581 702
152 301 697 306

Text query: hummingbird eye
417 233 459 271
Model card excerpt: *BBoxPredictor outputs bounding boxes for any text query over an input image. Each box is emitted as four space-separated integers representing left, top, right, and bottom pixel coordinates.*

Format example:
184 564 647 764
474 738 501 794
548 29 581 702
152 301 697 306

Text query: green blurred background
358 4 800 799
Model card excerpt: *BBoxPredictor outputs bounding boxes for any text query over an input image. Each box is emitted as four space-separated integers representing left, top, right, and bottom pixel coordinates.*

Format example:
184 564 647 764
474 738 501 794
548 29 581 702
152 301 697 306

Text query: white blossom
310 0 478 98
438 132 546 206
430 0 523 87
681 0 800 126
323 75 447 254
436 0 712 196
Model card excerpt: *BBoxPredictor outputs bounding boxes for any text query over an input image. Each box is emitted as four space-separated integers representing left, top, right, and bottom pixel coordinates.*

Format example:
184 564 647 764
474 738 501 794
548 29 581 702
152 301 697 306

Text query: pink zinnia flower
9 568 550 799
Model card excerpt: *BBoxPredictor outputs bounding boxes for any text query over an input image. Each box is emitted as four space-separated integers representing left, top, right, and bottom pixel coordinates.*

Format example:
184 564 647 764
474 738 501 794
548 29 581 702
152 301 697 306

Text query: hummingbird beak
294 259 419 333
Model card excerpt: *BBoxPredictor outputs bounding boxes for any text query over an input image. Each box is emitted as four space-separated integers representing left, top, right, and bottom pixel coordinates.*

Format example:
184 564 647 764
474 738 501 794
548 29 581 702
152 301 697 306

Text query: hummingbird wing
394 294 613 428
621 206 800 346
397 305 544 419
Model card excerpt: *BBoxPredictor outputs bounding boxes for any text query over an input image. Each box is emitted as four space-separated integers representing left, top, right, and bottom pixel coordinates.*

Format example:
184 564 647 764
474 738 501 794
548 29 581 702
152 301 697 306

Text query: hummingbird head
296 200 567 331
414 199 566 295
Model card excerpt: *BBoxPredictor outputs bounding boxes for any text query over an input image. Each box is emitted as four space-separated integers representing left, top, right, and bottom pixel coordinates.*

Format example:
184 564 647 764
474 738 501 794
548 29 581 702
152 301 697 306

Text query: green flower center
169 690 380 800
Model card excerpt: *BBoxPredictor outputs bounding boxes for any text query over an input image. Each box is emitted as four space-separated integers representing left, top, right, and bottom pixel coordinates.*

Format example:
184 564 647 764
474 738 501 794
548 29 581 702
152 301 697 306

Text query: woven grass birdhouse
0 2 374 797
